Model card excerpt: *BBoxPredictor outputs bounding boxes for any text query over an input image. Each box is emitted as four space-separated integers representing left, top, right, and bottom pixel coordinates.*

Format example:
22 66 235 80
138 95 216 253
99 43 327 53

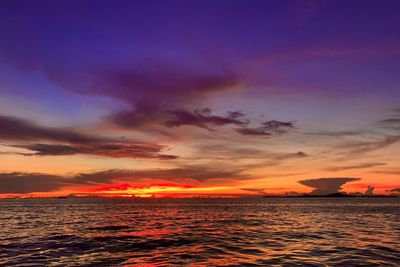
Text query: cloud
344 134 400 154
165 108 248 130
0 166 248 193
79 65 242 128
0 114 176 159
298 177 361 195
370 169 400 175
364 185 375 196
379 118 400 130
387 188 400 193
0 172 66 194
240 188 266 195
379 118 400 125
106 166 248 182
236 120 295 137
337 117 400 155
193 144 307 163
269 151 307 160
325 162 386 172
1 30 302 136
304 131 358 137
13 143 177 160
0 114 96 144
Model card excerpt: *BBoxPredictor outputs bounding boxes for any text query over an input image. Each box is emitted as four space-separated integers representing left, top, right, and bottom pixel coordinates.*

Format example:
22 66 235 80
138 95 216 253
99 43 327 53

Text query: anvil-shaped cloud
298 177 361 195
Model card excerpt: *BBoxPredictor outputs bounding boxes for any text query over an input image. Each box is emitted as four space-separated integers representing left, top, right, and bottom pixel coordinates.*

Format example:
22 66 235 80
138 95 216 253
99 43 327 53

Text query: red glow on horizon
93 182 198 192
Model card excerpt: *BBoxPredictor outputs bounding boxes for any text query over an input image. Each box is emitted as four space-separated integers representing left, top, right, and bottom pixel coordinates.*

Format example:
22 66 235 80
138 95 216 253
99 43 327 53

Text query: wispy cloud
0 114 96 144
369 168 400 175
334 116 400 155
165 108 248 131
236 120 295 137
325 162 386 172
0 115 176 159
13 143 177 160
193 144 307 163
387 188 400 193
343 135 400 154
304 131 358 137
379 118 400 124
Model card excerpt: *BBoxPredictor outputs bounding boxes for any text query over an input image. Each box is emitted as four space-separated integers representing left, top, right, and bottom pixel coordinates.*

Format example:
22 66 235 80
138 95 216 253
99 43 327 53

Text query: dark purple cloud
165 108 248 130
379 118 400 131
0 115 176 159
236 120 295 137
75 65 242 128
236 128 273 136
0 114 96 144
298 177 360 195
13 143 177 160
380 118 400 124
270 151 307 160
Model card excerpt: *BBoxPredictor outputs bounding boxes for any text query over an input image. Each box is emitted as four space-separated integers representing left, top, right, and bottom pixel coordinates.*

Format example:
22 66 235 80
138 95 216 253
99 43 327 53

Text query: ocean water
0 198 399 266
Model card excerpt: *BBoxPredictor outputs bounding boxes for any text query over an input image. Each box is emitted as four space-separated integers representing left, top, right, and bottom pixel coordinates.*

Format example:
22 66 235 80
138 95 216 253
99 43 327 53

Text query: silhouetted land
263 192 398 198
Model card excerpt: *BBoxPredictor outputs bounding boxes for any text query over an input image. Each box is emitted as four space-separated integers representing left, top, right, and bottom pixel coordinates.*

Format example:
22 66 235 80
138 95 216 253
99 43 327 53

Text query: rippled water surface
0 198 399 266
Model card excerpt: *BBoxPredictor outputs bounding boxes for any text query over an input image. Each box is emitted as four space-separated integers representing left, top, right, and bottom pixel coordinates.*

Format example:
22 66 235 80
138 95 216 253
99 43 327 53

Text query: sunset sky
1 0 399 197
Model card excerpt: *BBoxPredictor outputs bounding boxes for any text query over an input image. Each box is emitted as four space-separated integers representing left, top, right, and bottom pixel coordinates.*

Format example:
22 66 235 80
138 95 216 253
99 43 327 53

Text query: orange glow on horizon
92 183 236 197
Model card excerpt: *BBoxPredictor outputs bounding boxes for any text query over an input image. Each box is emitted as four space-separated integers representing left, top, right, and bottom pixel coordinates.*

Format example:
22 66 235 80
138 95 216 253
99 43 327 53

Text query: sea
0 197 399 266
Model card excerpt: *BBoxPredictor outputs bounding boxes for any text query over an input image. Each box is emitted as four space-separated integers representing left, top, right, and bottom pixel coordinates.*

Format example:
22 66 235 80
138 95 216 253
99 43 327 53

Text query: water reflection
0 198 399 266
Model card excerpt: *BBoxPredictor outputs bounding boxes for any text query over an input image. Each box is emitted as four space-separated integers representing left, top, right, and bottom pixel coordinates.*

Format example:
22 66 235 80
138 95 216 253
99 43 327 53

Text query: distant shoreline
1 194 398 200
263 192 398 198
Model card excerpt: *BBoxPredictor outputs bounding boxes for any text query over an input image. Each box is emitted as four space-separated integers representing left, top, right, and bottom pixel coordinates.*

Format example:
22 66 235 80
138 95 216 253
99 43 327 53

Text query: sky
0 0 399 197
